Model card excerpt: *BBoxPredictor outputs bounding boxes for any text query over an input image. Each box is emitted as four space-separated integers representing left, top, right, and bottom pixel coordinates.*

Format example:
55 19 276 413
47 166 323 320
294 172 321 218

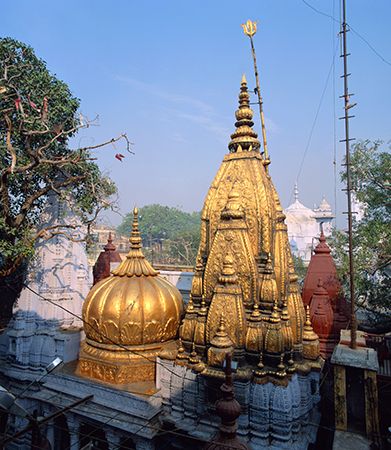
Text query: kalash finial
228 75 261 154
111 206 158 277
130 207 142 250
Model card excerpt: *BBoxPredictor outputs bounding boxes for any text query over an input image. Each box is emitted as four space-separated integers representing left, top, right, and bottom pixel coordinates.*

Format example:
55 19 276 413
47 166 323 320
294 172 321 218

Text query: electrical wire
292 41 339 202
301 0 391 67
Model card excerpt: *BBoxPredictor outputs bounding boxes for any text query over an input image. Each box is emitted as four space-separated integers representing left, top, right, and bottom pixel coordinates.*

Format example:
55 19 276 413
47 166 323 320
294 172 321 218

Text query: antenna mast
242 20 270 171
340 0 357 349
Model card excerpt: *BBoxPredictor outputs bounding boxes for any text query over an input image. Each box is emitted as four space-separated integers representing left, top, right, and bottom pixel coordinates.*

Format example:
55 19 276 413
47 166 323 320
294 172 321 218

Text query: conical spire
103 232 116 252
111 207 158 277
129 207 142 250
210 314 234 349
303 306 318 341
228 75 261 153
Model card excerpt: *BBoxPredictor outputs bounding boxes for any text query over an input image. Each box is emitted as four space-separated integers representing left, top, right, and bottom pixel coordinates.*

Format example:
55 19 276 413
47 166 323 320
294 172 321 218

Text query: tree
118 204 201 266
0 38 130 322
331 140 391 329
292 254 307 284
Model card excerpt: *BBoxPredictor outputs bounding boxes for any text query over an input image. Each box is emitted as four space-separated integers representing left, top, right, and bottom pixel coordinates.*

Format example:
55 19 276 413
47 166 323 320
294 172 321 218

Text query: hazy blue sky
3 1 391 228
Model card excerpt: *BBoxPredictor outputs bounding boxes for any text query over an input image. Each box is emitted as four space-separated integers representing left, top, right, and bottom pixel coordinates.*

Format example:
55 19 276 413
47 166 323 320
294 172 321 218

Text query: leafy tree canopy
118 204 201 266
331 140 391 328
0 38 128 277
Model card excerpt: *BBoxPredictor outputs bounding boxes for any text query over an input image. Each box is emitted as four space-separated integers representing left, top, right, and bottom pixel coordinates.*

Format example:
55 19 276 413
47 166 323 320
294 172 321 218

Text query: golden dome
78 208 184 385
83 208 183 346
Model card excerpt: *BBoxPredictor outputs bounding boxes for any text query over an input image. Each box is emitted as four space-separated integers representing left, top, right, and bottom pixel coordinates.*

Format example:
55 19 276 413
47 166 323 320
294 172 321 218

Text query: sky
3 0 391 228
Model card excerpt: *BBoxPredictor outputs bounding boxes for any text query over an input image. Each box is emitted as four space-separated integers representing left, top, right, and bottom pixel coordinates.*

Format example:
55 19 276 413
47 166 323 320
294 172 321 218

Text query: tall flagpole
242 20 270 171
340 0 357 349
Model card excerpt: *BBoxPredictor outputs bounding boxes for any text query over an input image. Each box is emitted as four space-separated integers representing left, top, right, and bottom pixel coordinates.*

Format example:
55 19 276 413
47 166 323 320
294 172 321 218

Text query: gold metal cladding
228 75 261 153
178 75 319 379
80 208 184 383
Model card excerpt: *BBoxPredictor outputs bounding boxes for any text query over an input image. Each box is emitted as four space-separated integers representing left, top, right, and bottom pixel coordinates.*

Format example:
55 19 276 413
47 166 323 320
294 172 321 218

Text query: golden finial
209 313 233 349
177 338 187 360
111 207 158 277
198 296 207 316
242 20 257 37
305 305 311 327
281 299 289 321
228 76 260 153
257 351 264 369
187 295 195 312
250 301 261 320
130 206 142 250
303 305 318 341
189 342 200 365
277 352 285 371
287 349 295 373
270 299 280 323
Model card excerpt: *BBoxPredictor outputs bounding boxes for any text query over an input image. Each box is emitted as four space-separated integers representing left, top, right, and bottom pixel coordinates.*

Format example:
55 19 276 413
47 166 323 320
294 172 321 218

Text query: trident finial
242 20 257 37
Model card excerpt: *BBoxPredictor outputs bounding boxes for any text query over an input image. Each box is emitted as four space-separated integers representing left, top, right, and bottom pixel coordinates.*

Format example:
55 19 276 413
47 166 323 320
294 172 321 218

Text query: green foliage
0 38 117 276
330 140 391 325
292 254 307 283
118 204 201 266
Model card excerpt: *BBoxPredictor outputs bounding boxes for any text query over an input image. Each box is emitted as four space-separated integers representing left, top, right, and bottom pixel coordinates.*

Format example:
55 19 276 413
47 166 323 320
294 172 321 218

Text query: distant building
284 183 334 263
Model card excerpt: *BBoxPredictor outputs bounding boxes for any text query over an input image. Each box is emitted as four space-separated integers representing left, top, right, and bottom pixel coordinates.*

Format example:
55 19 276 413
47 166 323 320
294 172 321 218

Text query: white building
284 184 334 263
15 190 91 328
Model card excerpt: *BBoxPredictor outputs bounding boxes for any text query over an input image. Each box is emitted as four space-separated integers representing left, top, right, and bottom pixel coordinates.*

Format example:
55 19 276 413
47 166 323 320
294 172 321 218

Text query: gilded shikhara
179 76 321 382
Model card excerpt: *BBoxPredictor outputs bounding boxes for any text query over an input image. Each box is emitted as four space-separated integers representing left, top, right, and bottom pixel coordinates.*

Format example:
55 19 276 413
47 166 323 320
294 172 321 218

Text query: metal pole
242 21 270 169
341 0 357 349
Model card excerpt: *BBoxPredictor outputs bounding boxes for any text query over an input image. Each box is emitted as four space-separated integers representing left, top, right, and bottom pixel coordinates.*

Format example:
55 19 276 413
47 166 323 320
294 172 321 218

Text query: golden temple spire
302 306 320 360
303 305 318 341
207 314 234 367
210 314 234 349
111 207 158 277
228 75 261 153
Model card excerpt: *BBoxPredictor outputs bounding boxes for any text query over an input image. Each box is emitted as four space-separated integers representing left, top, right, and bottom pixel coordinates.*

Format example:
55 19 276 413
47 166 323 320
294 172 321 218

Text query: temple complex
0 77 323 450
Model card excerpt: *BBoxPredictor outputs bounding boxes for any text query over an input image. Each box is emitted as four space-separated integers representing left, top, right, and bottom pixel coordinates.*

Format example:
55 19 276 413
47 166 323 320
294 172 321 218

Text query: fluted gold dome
83 208 183 345
78 208 184 385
